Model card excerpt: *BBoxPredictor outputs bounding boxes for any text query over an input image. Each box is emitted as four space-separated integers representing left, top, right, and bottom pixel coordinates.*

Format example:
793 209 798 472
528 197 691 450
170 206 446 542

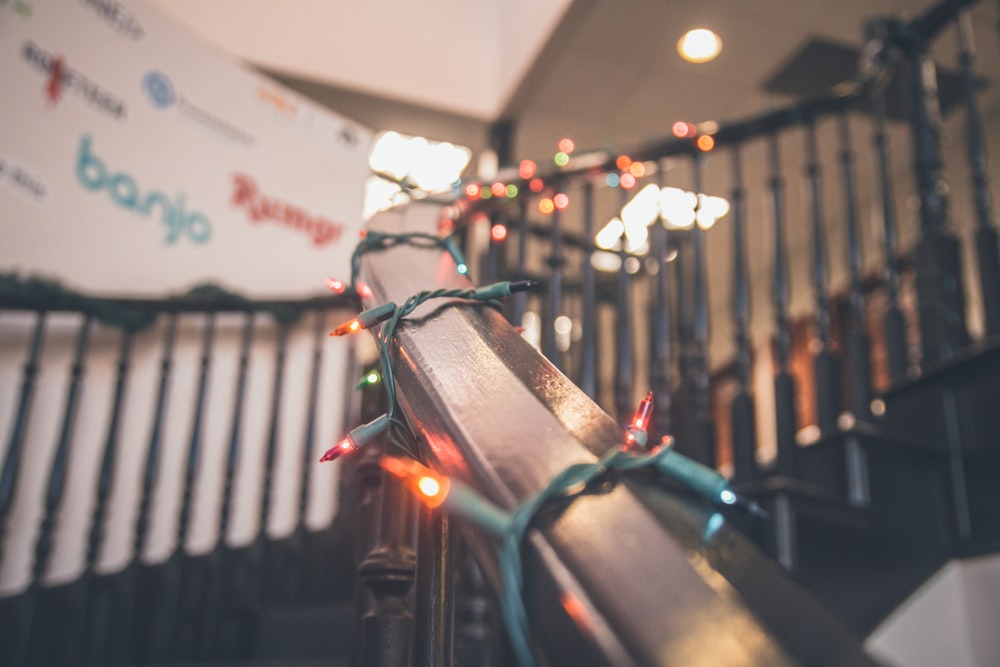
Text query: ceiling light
678 28 722 64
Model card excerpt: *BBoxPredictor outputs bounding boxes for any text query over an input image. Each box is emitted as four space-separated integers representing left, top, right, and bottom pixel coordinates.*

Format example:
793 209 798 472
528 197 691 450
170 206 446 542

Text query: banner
0 0 372 296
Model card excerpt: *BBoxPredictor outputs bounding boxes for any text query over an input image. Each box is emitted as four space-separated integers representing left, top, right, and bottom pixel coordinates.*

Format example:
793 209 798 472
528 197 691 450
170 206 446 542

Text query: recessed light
677 28 722 63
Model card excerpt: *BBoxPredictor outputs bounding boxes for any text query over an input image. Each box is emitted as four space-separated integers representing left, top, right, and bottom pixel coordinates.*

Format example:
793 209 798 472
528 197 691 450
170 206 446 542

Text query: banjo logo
75 134 211 244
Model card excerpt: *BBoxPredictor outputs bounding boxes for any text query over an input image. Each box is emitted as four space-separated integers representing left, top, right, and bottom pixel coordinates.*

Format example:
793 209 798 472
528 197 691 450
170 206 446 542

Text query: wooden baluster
511 198 529 328
413 505 454 667
154 313 216 662
902 25 969 362
729 144 758 482
118 312 177 662
839 111 875 507
769 133 798 478
74 327 135 662
688 155 716 466
579 182 598 399
957 9 1000 336
484 212 500 285
615 187 636 426
292 309 327 599
650 162 673 441
14 314 92 667
200 311 255 659
870 67 909 383
0 311 46 571
543 198 563 368
256 320 291 603
805 117 840 435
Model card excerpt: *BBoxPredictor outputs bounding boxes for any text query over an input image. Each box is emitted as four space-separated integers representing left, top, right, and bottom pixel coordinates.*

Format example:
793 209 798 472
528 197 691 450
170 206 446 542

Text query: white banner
0 0 372 296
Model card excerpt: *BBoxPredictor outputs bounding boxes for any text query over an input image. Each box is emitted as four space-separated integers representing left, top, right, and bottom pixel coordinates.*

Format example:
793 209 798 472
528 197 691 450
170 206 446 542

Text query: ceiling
146 0 998 166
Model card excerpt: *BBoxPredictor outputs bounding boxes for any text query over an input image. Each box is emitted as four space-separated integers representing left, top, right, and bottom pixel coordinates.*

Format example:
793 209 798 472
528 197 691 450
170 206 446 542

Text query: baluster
650 162 673 441
615 187 636 426
957 9 1000 336
729 144 758 482
200 311 254 659
293 309 327 596
511 198 529 328
687 154 716 466
543 197 563 367
14 314 93 667
484 212 500 285
256 320 291 603
870 66 909 383
805 117 840 434
155 312 216 662
900 23 969 362
579 182 598 399
358 450 416 667
118 312 177 662
0 311 46 570
839 111 875 507
74 327 135 662
838 111 874 419
769 133 798 477
413 505 454 667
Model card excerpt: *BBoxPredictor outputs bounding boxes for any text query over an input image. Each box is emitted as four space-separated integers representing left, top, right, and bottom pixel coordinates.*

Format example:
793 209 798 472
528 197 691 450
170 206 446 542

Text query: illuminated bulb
319 414 390 462
457 263 469 275
538 198 555 215
380 455 451 508
697 135 715 152
632 391 654 431
529 178 545 193
357 282 374 300
616 155 632 171
620 173 637 189
491 182 506 197
330 302 397 336
677 28 723 64
519 160 537 179
417 476 441 498
505 184 518 198
481 187 493 200
606 173 620 188
672 121 689 138
465 183 480 198
325 277 347 295
355 369 382 390
554 152 570 167
558 137 575 154
553 193 570 210
629 162 646 178
491 224 508 242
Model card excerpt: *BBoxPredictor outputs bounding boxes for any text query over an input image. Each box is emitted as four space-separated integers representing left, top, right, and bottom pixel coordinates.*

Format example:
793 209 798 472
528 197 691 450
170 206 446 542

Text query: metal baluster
957 9 1000 336
73 327 135 662
615 187 636 426
413 506 454 667
579 182 598 399
900 23 969 362
201 311 254 659
650 162 673 441
155 312 216 662
805 117 840 434
870 65 909 383
118 312 177 662
769 133 798 477
729 144 758 482
484 213 500 285
256 320 291 603
14 314 93 667
0 311 46 571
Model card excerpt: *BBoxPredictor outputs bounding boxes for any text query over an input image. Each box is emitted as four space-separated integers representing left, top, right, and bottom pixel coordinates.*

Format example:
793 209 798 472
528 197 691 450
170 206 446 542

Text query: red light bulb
325 277 346 295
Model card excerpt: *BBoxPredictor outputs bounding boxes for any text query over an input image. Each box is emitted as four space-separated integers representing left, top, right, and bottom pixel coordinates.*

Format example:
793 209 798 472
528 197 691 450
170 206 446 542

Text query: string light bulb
330 302 397 336
379 455 511 535
325 277 347 295
319 414 390 462
625 392 654 449
355 369 382 390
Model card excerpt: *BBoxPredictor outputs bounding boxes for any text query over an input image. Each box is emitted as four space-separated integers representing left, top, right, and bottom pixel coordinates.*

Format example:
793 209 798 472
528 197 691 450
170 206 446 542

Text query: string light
491 182 506 197
616 155 632 171
697 135 715 152
553 193 570 210
519 160 537 179
625 391 654 449
481 187 493 200
628 162 646 178
491 224 509 242
529 178 545 193
557 137 575 154
324 277 347 295
319 414 390 462
620 173 637 189
538 198 555 215
506 184 519 198
465 183 480 198
605 173 620 188
355 369 382 390
554 152 570 167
